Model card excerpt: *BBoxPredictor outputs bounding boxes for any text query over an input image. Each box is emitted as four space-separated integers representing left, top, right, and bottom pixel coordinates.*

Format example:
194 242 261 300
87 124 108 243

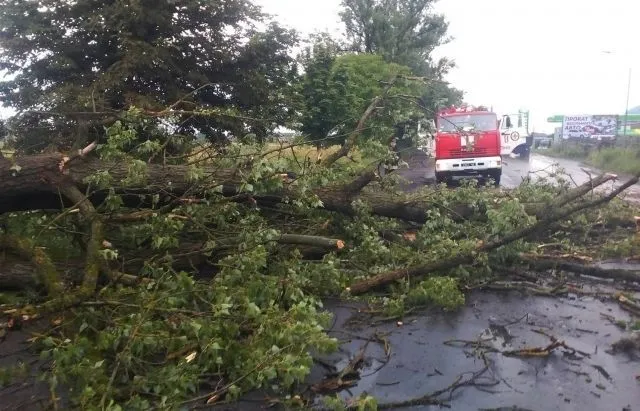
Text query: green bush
587 147 640 174
541 144 589 160
540 143 640 175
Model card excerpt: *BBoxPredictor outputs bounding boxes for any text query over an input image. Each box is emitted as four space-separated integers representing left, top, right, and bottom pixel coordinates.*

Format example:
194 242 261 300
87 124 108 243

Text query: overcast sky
256 0 639 133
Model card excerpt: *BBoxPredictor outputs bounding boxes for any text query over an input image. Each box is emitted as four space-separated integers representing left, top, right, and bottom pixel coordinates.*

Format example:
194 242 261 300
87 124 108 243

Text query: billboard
561 115 618 140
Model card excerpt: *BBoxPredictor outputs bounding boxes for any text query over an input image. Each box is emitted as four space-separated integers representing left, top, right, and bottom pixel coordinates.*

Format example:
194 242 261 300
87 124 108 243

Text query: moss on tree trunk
0 235 63 296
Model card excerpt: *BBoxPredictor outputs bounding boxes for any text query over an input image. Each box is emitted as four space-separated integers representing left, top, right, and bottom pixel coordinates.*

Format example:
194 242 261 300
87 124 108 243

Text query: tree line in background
0 0 462 154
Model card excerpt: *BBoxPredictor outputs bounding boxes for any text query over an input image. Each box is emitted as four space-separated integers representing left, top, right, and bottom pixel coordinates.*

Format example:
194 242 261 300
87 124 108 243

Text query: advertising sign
561 115 618 140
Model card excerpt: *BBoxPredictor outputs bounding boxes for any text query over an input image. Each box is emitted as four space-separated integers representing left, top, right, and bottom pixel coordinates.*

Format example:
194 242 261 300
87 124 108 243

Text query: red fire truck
434 105 502 186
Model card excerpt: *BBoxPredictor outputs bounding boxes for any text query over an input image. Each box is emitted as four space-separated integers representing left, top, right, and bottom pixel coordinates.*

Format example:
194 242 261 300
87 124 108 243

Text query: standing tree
298 36 342 147
341 0 447 71
0 0 300 153
300 49 426 150
340 0 463 114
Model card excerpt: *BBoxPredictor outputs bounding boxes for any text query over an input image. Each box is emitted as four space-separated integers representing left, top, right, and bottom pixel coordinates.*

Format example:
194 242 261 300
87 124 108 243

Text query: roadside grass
588 147 640 175
538 144 640 175
188 140 341 163
262 142 341 162
539 144 589 160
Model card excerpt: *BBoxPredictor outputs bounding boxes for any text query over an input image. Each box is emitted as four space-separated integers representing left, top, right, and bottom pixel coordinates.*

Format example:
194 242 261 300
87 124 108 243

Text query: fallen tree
1 117 638 411
0 150 622 222
1 146 632 296
6 3 640 408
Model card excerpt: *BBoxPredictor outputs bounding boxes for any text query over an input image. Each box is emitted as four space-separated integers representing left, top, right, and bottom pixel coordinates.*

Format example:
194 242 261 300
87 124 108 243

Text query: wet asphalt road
217 287 640 411
398 151 640 202
316 289 640 411
505 153 640 203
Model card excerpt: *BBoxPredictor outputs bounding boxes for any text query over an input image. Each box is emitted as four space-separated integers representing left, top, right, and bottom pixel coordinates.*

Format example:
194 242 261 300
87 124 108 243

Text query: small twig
179 343 296 408
591 364 612 382
359 332 392 378
503 312 530 326
376 381 400 386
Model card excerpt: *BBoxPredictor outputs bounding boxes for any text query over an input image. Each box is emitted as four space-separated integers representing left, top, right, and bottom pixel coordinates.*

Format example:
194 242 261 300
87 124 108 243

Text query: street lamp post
624 67 631 136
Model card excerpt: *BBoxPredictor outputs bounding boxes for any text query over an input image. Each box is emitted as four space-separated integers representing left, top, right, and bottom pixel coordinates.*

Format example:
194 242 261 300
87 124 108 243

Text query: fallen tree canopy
2 125 640 410
1 139 638 303
348 171 640 294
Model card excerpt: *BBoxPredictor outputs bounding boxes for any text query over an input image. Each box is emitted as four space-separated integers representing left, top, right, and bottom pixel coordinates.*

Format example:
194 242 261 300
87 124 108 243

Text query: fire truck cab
434 106 502 186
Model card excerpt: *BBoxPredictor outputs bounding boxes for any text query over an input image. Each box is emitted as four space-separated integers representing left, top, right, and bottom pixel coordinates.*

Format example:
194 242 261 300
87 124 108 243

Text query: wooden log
521 257 640 283
0 259 40 290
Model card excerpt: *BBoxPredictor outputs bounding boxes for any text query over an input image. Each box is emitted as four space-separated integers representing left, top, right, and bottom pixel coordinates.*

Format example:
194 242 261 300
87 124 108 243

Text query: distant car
534 138 551 149
582 125 601 134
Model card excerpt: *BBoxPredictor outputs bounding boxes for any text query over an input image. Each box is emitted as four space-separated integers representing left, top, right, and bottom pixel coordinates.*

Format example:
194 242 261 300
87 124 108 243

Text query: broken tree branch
520 257 640 283
553 173 618 208
615 294 640 316
0 145 630 243
348 173 640 295
322 79 397 167
525 173 621 219
343 169 378 195
277 234 345 251
59 184 105 293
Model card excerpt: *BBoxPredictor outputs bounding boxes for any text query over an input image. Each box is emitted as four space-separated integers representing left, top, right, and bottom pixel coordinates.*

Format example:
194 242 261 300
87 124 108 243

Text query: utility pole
624 67 632 136
603 51 632 136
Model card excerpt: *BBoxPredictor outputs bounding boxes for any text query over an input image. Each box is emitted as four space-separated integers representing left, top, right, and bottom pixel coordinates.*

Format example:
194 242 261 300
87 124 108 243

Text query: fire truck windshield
438 113 497 133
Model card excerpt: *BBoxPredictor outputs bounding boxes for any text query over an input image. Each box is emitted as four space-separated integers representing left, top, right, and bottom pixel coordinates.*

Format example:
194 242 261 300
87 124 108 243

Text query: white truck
498 110 533 159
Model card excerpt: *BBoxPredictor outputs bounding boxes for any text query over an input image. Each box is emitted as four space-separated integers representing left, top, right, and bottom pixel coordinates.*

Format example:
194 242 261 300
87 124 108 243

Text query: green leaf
191 321 202 337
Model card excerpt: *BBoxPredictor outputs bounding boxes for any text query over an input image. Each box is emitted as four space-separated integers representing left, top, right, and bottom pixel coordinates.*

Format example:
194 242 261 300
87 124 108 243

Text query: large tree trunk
1 153 469 221
0 151 637 299
0 153 628 224
0 260 40 290
0 235 63 295
0 153 239 214
0 258 81 291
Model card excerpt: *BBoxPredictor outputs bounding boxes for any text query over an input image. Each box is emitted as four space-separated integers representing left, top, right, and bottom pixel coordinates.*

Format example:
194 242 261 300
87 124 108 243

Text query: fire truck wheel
435 172 447 185
491 171 501 187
